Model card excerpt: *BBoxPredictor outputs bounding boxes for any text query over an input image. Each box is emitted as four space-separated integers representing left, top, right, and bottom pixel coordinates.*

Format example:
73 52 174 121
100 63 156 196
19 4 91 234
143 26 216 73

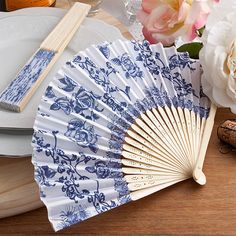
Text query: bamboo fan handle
193 104 217 185
41 3 91 52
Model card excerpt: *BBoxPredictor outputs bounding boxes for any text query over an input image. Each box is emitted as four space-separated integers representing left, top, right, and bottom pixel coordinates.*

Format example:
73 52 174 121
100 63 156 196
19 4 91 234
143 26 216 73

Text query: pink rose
137 0 219 46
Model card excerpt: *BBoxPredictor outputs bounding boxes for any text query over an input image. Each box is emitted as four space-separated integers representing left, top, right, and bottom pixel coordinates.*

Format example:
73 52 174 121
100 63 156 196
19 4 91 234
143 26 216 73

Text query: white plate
0 7 124 157
0 7 124 129
0 134 32 157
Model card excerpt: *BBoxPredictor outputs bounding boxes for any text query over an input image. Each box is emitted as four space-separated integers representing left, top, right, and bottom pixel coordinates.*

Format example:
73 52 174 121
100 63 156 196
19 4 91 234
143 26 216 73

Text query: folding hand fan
32 40 217 231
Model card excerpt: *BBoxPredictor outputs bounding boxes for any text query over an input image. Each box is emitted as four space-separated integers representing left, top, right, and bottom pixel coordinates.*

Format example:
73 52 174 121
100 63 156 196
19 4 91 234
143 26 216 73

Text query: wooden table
0 2 236 235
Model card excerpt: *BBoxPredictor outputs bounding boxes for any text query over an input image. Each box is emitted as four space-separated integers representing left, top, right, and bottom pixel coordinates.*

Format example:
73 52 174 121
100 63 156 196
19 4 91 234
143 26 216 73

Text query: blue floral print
31 40 211 231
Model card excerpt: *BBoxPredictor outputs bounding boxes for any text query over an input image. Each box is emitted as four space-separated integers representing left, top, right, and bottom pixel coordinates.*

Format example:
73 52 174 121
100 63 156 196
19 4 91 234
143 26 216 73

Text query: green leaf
196 26 205 37
177 42 203 59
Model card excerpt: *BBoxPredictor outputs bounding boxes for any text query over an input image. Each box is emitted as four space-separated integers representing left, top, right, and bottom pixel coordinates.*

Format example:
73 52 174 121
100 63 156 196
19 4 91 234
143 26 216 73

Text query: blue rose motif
74 87 97 113
74 128 97 146
85 160 123 179
120 54 143 79
121 54 135 71
111 53 143 80
48 84 102 119
95 161 111 178
64 119 84 141
65 119 99 153
50 97 74 115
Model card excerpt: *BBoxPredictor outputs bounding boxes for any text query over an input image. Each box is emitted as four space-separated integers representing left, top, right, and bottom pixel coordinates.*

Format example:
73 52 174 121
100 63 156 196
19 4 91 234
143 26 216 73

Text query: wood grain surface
1 1 236 235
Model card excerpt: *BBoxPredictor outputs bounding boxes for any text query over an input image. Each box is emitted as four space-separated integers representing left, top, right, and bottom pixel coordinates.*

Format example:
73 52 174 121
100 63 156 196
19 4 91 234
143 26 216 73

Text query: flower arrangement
137 0 219 46
199 0 236 113
137 0 236 113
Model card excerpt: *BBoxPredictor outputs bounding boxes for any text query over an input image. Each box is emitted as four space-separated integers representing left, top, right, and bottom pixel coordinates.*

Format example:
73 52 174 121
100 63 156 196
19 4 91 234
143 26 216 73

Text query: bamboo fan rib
32 40 216 231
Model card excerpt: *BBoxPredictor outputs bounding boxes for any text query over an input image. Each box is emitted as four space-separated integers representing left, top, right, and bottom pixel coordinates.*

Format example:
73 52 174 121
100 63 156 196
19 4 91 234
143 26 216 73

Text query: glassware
122 0 144 41
68 0 102 16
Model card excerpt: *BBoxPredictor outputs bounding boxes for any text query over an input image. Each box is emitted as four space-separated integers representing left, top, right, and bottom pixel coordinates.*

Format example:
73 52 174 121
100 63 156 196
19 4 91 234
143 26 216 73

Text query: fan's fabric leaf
32 39 211 232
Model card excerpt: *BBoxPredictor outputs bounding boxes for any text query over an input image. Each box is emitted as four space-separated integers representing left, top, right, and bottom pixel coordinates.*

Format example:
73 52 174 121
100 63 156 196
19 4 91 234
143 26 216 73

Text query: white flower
199 0 236 113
